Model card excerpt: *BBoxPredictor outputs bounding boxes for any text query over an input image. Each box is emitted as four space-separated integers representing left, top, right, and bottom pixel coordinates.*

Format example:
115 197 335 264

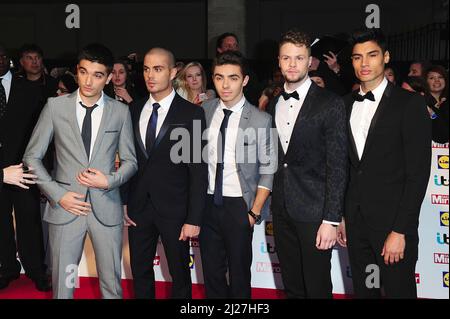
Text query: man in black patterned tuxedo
266 30 348 298
337 28 431 298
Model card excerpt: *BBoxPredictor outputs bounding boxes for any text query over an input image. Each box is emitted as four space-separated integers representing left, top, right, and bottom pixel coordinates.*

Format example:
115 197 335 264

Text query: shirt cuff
322 220 339 226
257 185 271 191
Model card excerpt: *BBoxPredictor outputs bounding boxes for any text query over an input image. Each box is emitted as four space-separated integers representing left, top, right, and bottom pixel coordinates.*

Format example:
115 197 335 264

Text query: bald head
145 47 175 68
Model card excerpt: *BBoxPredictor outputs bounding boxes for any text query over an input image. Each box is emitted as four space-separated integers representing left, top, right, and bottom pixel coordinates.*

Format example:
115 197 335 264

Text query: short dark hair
77 43 114 73
212 50 248 77
18 43 44 58
350 28 388 53
216 32 239 50
279 29 312 55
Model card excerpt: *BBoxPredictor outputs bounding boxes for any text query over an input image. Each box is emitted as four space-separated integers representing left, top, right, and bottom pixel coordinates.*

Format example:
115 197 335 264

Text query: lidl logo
443 272 449 288
265 221 274 236
441 212 449 227
438 155 449 169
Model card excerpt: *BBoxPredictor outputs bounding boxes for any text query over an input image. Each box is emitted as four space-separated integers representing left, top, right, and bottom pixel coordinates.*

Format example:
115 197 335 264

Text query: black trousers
272 204 333 299
128 201 192 299
199 196 254 298
0 186 46 279
346 210 418 298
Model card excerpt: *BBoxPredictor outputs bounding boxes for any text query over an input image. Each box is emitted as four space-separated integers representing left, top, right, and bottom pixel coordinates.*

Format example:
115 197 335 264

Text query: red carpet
0 275 349 299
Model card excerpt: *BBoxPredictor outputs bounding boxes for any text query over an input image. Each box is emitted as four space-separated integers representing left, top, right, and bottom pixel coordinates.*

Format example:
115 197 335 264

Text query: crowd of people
0 27 448 299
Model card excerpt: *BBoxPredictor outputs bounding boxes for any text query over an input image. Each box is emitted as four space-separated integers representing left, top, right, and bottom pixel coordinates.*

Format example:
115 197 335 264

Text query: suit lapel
67 92 89 164
359 82 393 164
345 92 360 166
283 82 316 159
134 102 147 158
147 94 180 157
89 96 113 163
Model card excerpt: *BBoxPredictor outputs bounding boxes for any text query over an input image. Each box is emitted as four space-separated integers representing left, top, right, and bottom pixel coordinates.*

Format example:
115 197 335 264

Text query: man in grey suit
23 44 137 299
200 51 277 298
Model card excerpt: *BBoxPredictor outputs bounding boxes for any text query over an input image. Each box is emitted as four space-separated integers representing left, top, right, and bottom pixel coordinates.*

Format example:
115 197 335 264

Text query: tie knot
80 102 98 113
281 90 300 101
152 103 161 111
223 108 233 118
353 90 375 102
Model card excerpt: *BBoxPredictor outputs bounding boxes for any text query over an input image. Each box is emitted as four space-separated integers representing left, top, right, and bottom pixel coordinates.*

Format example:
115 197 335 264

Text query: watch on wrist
248 210 262 225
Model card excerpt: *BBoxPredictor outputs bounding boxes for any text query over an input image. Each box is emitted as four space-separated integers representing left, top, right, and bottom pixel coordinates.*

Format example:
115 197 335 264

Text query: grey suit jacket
202 98 277 219
23 91 137 226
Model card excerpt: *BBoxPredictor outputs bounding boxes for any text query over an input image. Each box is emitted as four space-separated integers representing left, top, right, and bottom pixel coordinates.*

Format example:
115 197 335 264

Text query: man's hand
58 192 91 216
179 224 200 241
381 231 406 265
248 214 256 227
76 168 109 189
337 218 347 247
123 205 136 227
316 223 337 250
3 163 37 189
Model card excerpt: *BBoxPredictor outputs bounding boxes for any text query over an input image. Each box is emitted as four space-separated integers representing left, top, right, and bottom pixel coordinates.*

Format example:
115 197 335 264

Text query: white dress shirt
275 78 312 154
139 89 175 148
207 96 245 197
76 90 104 159
350 77 388 159
0 70 12 102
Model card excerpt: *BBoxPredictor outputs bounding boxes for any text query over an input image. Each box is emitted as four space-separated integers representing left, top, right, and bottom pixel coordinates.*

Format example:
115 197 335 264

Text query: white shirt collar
219 95 246 113
284 77 312 98
149 89 175 110
359 77 388 102
76 89 105 108
0 70 12 82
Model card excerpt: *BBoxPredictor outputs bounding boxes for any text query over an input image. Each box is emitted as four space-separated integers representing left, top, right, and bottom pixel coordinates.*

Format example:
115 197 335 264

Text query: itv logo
434 175 449 187
436 232 449 245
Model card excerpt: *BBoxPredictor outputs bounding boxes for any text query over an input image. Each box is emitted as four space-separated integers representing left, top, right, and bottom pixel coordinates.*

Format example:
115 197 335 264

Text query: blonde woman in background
176 61 215 105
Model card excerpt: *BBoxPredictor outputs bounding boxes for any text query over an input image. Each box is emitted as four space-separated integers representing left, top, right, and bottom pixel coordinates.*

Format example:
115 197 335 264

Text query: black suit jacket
344 82 431 235
0 75 41 170
268 82 348 223
126 93 208 226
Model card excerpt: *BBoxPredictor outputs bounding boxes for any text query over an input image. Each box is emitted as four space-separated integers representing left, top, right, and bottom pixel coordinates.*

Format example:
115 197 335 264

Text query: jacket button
358 170 362 175
283 163 288 168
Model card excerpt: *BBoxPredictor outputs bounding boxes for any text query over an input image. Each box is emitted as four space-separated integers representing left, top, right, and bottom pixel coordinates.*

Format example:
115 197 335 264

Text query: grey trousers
48 213 123 299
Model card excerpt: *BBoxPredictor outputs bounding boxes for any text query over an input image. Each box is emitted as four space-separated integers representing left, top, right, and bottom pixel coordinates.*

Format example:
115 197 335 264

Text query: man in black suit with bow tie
337 28 431 298
267 30 348 298
124 48 207 299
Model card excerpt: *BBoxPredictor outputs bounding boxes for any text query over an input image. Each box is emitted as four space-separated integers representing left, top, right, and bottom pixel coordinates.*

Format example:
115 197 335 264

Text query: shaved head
145 47 175 68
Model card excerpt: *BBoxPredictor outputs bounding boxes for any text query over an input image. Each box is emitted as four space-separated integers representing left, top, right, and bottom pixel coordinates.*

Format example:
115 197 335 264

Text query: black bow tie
353 90 375 102
281 90 300 101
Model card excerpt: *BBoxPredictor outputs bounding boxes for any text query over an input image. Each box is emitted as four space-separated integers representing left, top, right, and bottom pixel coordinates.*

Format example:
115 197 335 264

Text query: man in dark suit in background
124 47 208 299
267 30 348 298
0 43 50 291
337 28 431 299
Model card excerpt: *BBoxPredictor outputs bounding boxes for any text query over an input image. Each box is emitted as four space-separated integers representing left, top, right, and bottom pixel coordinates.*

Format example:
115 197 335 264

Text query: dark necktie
213 108 233 206
281 90 300 101
145 103 161 156
352 90 375 102
80 102 98 159
0 78 7 119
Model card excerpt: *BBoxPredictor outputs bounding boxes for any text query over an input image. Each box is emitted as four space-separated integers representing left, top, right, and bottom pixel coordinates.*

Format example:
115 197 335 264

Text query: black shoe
31 275 52 292
0 274 20 290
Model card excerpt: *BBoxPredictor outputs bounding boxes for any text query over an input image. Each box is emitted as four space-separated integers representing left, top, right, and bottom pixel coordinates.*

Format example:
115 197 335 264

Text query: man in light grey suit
200 51 277 298
23 44 137 299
